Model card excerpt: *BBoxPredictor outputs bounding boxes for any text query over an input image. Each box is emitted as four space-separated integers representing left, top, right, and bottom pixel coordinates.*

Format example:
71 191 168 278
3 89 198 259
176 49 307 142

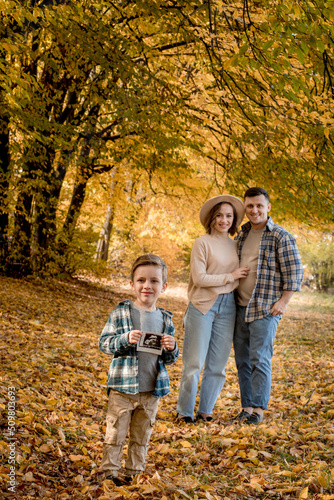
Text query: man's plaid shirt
235 217 304 323
99 300 179 398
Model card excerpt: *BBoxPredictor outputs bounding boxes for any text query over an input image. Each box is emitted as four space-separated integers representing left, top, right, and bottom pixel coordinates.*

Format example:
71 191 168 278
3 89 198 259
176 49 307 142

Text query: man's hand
161 334 176 351
270 291 295 316
128 330 143 344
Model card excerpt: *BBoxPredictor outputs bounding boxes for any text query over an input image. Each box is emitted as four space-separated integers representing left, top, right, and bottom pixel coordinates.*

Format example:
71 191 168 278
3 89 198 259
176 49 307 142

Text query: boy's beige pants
101 389 160 477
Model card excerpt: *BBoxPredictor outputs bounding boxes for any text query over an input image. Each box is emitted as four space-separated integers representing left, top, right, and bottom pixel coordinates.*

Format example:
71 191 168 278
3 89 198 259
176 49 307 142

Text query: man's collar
266 217 274 231
241 217 274 232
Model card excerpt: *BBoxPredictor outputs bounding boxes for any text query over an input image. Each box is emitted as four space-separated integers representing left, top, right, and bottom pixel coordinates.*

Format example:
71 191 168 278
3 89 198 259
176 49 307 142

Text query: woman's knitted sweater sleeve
190 236 235 288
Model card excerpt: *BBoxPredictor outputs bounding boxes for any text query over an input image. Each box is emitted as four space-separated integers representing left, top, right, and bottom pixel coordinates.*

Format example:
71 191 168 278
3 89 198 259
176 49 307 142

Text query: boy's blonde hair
130 254 168 283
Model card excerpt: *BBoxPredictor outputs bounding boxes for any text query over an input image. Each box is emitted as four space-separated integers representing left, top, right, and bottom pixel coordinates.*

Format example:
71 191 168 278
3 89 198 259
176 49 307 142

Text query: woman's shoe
196 413 213 422
176 413 193 423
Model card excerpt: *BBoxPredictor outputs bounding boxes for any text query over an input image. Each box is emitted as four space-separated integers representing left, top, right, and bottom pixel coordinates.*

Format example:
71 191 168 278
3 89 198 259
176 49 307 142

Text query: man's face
244 195 271 229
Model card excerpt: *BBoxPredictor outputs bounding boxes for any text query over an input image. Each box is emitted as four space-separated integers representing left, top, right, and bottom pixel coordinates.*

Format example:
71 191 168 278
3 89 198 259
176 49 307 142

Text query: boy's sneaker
231 409 252 422
244 412 263 425
106 475 130 486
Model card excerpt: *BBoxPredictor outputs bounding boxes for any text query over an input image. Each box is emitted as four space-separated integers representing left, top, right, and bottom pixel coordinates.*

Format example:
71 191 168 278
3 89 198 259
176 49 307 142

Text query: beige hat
199 194 245 228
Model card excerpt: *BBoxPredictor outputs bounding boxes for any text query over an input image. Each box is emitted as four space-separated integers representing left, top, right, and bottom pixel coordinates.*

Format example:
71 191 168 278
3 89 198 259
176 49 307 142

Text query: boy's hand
128 330 142 344
161 334 176 351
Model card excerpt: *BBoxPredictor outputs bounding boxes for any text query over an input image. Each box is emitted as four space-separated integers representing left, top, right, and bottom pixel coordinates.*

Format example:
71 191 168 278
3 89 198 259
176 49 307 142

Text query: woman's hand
161 334 176 351
231 266 250 280
128 330 143 344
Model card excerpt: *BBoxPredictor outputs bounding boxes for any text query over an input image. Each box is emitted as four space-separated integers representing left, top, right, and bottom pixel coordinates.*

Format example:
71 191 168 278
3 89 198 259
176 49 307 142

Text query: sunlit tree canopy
0 0 333 276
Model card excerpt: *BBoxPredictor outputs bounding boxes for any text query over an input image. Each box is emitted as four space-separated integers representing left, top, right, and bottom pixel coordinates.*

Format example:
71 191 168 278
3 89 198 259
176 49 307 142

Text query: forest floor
0 275 333 499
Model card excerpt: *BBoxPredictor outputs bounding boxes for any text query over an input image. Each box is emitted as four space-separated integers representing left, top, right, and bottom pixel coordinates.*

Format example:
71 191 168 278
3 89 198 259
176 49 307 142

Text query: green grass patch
289 290 334 315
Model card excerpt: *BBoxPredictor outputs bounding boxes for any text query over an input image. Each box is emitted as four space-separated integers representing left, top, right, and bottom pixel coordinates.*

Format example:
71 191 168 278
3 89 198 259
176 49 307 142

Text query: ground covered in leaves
0 275 333 499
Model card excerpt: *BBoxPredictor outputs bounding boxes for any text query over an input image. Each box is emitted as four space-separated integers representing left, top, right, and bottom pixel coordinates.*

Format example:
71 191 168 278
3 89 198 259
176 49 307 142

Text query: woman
176 195 249 422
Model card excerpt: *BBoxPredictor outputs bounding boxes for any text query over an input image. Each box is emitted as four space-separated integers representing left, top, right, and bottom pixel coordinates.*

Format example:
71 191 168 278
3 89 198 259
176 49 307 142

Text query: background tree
1 0 202 275
299 236 334 292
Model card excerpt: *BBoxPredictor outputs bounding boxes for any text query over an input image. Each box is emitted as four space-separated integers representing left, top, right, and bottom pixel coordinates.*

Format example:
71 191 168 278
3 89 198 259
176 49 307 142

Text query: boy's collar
120 299 173 317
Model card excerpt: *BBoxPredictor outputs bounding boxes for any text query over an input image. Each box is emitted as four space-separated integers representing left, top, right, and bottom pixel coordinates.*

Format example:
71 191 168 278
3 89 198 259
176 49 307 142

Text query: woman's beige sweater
187 231 239 314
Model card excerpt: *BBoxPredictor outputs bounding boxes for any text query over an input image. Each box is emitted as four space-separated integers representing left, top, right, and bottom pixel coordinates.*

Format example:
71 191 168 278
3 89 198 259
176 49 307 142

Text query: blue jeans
233 306 281 410
176 293 235 418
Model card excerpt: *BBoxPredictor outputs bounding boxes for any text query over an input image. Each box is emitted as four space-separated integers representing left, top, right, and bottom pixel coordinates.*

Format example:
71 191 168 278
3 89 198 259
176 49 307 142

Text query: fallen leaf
299 486 308 499
69 454 87 461
179 440 192 448
39 443 52 453
23 471 34 482
316 475 328 488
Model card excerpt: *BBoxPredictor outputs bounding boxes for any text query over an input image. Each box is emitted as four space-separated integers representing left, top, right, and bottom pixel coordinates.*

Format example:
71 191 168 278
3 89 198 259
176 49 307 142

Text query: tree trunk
31 151 69 273
95 168 119 261
58 139 96 260
62 174 89 242
0 114 10 268
9 188 33 276
95 205 114 261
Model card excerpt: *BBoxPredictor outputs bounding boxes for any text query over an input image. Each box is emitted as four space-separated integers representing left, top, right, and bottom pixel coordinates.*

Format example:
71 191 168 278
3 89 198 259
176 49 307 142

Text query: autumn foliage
0 275 333 499
1 0 334 278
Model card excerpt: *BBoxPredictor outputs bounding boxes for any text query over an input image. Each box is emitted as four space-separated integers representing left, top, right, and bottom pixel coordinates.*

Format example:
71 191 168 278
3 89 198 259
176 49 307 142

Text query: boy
99 254 179 486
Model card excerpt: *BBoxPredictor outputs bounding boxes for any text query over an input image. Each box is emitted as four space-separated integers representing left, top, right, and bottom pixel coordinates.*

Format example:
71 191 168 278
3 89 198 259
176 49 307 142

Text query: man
233 187 303 424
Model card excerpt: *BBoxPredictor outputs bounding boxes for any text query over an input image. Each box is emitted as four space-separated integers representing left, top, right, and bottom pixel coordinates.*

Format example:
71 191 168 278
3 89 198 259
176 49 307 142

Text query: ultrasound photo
137 332 163 355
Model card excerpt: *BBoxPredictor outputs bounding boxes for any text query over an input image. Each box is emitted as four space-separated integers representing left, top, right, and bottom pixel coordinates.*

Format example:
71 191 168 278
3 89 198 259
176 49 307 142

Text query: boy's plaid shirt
235 218 304 323
99 300 179 397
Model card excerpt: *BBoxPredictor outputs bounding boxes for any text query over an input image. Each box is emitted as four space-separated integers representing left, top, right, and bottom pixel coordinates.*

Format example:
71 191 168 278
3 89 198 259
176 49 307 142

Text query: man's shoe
244 412 263 425
232 409 252 422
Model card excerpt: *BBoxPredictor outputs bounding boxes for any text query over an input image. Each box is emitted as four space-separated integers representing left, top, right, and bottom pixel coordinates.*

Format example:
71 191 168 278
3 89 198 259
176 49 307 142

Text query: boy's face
130 265 167 311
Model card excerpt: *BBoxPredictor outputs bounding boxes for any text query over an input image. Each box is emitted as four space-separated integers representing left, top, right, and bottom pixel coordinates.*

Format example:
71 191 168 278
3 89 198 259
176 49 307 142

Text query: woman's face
213 203 234 234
